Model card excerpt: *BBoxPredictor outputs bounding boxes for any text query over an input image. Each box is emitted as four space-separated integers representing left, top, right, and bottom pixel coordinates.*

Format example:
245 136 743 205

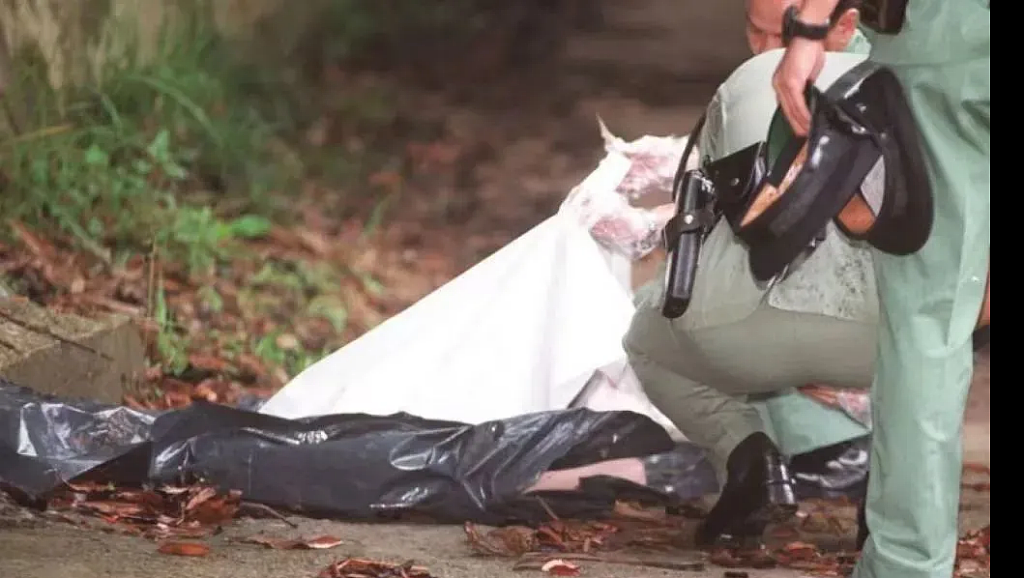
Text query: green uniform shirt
667 47 879 332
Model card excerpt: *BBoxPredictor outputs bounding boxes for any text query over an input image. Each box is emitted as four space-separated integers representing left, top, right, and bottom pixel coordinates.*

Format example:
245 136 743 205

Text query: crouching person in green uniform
623 1 882 547
771 1 990 577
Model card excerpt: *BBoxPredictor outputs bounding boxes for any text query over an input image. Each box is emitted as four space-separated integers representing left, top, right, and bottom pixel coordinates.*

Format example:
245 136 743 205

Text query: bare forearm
797 0 842 23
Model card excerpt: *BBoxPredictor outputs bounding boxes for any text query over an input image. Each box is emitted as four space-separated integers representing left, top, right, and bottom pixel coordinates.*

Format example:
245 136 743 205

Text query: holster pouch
660 169 716 319
859 0 909 34
706 141 767 233
660 113 717 319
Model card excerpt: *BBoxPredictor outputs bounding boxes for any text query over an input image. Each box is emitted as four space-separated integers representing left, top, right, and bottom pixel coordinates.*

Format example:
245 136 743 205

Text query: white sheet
260 125 687 440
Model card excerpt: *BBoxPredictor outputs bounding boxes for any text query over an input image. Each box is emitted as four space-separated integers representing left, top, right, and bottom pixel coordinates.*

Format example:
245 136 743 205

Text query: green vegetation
0 2 389 384
0 10 293 272
0 0 574 396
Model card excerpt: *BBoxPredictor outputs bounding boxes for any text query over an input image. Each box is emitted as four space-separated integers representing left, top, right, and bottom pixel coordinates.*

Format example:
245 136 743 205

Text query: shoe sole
698 498 799 547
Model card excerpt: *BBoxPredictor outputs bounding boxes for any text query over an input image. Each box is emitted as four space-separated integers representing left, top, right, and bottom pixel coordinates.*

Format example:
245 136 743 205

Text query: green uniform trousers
854 1 990 577
623 285 875 480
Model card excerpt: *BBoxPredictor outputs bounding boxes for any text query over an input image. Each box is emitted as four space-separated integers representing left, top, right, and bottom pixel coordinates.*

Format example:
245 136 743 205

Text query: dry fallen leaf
188 353 230 372
611 501 666 522
303 535 346 550
47 482 241 538
541 559 582 576
185 486 218 512
781 541 818 560
465 522 520 557
241 534 344 550
157 541 211 557
318 557 437 578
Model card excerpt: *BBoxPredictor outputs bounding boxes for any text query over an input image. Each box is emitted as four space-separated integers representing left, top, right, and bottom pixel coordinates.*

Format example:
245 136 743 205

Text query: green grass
0 0 518 381
0 13 295 273
0 4 380 377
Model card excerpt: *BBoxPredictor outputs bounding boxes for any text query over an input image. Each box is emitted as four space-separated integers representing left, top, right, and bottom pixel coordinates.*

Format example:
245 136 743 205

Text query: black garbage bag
145 401 677 524
0 380 695 524
0 379 157 496
0 380 868 524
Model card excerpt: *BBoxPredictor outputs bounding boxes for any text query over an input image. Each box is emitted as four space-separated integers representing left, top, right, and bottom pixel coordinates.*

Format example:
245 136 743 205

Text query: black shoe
790 436 870 500
695 432 798 547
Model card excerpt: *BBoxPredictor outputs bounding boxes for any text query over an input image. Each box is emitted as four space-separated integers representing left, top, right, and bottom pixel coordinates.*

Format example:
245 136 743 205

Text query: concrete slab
0 297 145 403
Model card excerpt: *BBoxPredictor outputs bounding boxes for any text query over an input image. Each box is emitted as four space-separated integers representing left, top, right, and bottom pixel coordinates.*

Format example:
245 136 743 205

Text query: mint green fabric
850 1 990 577
845 28 873 55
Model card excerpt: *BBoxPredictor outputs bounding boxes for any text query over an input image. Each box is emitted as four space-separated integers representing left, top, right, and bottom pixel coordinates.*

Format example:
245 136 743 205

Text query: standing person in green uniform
772 1 989 577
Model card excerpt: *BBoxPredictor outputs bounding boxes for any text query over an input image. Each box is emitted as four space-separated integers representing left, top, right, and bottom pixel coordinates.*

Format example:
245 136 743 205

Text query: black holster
660 169 715 319
660 113 716 319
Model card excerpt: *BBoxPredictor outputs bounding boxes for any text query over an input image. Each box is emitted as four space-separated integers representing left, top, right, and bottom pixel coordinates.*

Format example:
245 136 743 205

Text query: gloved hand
562 118 691 261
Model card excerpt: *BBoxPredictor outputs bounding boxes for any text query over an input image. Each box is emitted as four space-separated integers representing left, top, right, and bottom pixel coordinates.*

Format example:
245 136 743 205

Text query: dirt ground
0 2 990 576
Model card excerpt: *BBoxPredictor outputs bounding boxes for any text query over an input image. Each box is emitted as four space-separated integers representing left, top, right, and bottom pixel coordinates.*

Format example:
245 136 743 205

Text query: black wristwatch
782 5 831 44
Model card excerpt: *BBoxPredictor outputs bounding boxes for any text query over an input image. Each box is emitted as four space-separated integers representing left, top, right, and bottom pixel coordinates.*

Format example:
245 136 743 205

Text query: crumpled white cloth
259 120 871 435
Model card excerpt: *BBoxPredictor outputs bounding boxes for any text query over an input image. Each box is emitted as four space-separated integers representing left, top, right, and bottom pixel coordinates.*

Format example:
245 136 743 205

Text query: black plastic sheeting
0 379 719 525
0 382 157 498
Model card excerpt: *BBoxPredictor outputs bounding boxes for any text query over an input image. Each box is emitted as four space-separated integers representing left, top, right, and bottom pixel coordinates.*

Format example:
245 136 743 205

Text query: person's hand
772 37 827 137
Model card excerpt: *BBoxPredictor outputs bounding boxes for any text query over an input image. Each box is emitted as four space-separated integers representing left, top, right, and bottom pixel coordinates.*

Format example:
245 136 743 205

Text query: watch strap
782 5 831 44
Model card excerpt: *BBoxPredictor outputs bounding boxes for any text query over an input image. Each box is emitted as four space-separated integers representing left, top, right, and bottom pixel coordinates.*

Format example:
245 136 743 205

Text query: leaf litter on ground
45 480 241 541
0 64 605 412
464 498 990 578
318 558 437 578
238 534 345 550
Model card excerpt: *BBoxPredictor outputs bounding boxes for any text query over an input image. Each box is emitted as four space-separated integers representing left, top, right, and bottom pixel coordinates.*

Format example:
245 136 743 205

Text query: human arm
772 0 842 136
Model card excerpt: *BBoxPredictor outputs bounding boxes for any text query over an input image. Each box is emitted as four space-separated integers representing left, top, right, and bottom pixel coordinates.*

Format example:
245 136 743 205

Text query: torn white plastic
260 120 689 439
259 119 871 439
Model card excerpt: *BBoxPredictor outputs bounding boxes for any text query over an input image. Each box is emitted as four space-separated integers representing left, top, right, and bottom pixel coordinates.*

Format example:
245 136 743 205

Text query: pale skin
771 0 840 137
